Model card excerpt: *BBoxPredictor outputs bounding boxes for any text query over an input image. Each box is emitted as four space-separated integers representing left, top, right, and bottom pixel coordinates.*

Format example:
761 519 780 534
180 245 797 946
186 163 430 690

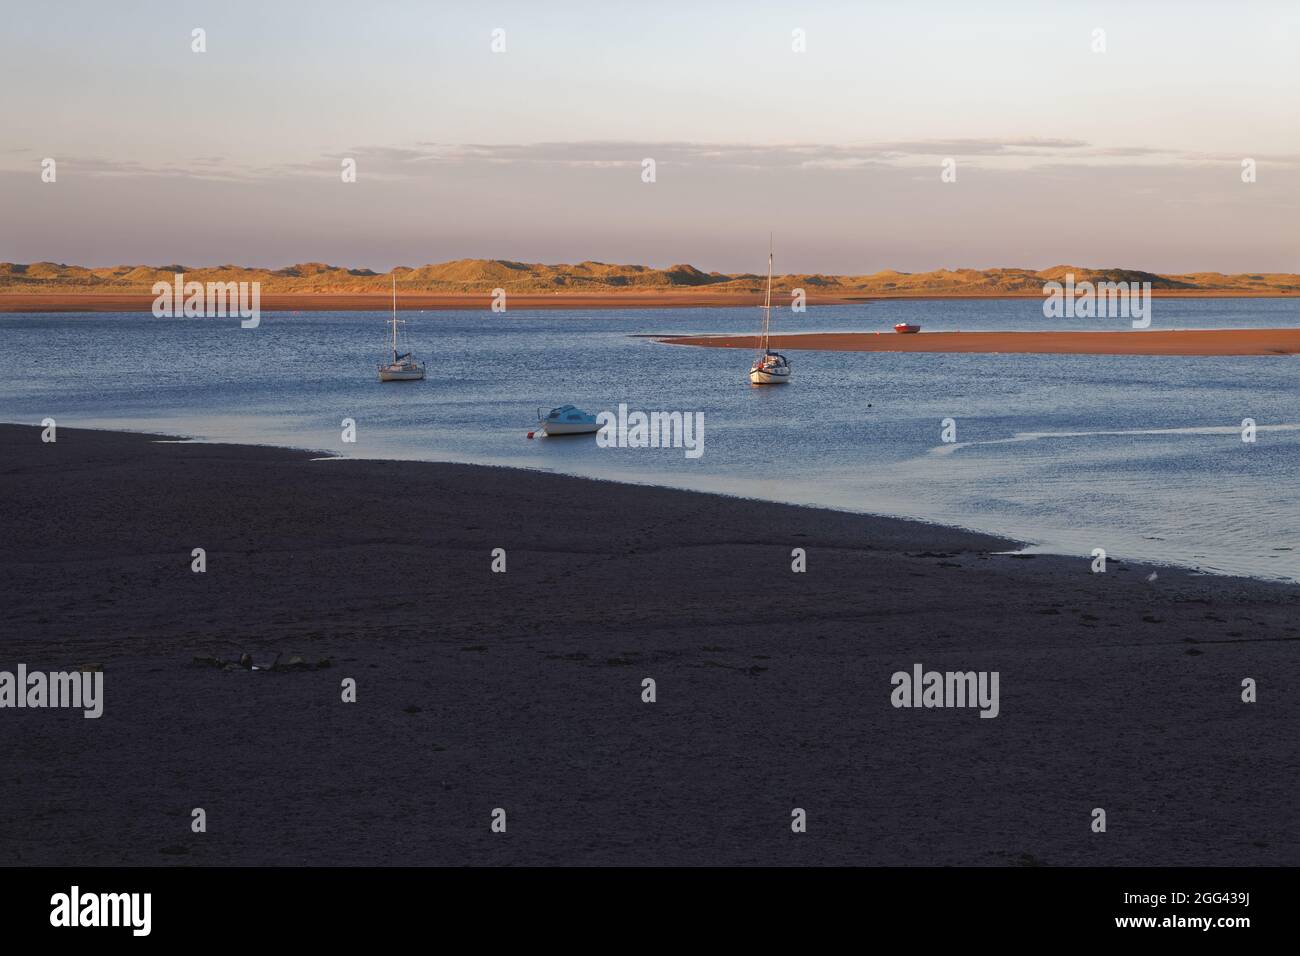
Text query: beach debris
192 653 333 672
278 654 331 671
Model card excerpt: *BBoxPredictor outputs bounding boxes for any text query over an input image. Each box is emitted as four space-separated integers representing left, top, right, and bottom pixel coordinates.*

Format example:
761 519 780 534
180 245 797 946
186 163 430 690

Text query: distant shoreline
660 327 1300 356
3 289 1299 313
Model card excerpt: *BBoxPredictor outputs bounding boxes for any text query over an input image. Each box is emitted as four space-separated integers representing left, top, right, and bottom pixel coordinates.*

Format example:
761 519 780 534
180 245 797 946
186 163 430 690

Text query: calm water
2 298 1298 581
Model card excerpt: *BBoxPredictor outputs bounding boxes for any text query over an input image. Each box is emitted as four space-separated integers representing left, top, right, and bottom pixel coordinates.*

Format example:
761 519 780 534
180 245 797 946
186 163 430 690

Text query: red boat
894 323 921 334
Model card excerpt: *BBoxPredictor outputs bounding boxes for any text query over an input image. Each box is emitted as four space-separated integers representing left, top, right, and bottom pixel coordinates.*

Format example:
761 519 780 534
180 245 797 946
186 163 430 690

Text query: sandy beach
1 424 1295 866
3 290 1299 313
661 328 1300 356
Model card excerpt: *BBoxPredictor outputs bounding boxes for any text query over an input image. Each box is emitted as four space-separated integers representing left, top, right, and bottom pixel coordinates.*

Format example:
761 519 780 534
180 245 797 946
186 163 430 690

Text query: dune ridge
2 259 1298 297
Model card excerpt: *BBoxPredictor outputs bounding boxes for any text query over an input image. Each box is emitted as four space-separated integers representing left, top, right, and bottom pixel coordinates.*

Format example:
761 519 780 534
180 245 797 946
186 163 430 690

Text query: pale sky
1 0 1297 273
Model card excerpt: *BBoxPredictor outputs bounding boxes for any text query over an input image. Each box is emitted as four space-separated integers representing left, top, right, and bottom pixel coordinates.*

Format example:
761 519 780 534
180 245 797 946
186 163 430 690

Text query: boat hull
542 423 600 435
378 366 425 382
749 368 791 385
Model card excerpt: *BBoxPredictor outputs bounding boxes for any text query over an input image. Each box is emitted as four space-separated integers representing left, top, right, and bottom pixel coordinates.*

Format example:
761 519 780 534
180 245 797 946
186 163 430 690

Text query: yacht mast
759 234 773 354
390 274 398 360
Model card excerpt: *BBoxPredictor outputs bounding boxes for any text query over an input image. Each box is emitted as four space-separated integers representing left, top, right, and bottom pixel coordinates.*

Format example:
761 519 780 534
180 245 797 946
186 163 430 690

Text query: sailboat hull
749 367 791 385
378 365 425 381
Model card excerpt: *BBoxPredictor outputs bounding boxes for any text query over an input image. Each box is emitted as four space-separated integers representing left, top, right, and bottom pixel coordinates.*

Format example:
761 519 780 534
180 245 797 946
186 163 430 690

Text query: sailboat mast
760 236 773 353
391 274 398 360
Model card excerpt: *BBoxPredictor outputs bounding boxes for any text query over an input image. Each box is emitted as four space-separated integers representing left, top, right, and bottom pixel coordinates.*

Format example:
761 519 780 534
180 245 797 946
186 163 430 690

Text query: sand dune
0 291 878 312
1 259 1297 304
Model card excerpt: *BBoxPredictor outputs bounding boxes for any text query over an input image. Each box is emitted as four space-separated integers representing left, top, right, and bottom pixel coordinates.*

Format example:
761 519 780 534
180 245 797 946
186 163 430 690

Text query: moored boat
894 323 921 334
748 238 792 385
537 405 600 435
378 275 426 381
750 352 791 384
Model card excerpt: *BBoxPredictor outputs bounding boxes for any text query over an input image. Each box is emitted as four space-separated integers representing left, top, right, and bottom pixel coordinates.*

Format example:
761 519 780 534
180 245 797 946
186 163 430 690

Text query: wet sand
3 290 1298 313
660 328 1300 356
1 424 1296 866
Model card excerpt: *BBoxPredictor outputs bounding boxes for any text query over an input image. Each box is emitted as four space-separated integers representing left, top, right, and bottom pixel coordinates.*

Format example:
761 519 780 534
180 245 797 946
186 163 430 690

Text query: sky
1 0 1297 274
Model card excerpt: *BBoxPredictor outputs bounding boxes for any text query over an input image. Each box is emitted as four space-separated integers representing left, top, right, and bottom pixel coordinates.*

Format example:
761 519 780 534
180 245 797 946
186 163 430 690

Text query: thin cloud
5 139 1296 182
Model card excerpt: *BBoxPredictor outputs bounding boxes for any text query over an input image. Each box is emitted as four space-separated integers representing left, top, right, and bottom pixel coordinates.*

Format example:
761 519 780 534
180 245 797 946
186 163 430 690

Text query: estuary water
2 297 1297 581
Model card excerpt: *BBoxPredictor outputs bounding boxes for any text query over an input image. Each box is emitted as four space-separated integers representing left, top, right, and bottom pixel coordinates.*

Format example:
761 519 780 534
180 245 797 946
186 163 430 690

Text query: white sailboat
748 238 791 385
378 275 426 382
